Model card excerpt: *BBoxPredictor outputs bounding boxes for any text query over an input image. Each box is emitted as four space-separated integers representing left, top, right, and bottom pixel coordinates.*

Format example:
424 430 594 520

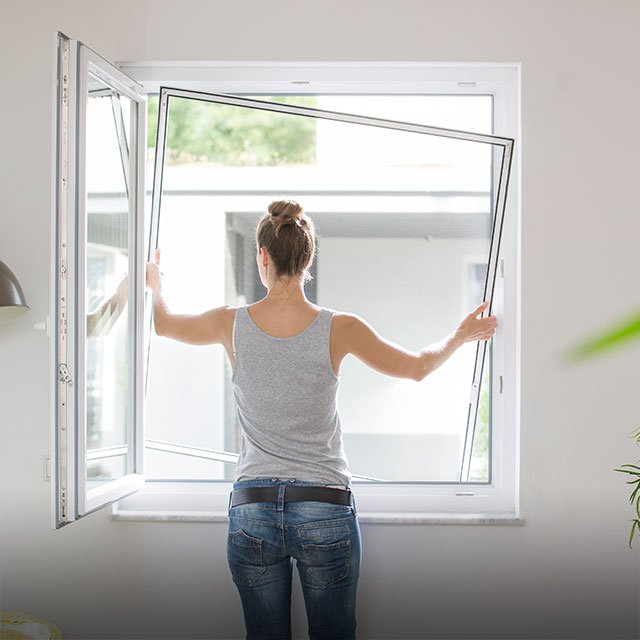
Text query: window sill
111 508 524 525
111 481 522 524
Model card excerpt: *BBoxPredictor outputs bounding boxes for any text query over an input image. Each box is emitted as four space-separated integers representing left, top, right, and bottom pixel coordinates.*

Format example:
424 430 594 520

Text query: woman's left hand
146 248 163 292
454 302 497 344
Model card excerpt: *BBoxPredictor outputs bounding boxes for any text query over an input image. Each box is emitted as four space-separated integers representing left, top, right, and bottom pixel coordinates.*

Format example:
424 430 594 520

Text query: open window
53 39 515 527
52 34 146 528
145 89 513 485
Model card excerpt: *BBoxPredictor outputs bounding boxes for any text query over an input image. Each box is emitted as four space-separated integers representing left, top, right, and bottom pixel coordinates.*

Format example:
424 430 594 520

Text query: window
145 91 501 484
52 34 146 527
53 40 519 527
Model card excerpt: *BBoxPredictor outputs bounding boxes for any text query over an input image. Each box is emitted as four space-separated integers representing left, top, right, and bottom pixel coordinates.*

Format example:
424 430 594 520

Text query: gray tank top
232 305 351 488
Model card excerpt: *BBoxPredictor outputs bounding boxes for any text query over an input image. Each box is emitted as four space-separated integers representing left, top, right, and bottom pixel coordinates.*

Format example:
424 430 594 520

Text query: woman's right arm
331 302 497 381
146 249 234 346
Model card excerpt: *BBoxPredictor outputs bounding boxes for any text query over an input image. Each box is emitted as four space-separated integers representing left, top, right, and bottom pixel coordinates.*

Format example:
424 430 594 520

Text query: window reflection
85 74 132 486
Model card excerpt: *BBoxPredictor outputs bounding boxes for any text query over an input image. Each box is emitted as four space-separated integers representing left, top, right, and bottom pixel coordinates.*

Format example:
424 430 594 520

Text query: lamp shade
0 259 29 323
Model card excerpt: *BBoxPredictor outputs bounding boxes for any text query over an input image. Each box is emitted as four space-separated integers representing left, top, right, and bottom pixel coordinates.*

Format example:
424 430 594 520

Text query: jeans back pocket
227 528 267 587
296 516 357 588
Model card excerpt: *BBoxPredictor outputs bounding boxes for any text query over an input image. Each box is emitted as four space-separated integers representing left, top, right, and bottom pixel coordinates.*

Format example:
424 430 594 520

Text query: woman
146 200 497 640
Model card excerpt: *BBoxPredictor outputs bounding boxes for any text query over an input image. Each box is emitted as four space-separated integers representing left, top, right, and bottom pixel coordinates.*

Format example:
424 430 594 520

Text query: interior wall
1 1 639 639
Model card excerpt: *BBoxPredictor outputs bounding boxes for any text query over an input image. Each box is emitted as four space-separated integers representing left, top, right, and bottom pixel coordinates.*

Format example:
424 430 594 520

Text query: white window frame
51 34 147 529
111 62 521 524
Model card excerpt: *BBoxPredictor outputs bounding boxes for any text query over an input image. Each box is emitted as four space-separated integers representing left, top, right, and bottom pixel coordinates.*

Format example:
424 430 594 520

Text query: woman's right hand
145 248 162 292
454 301 497 344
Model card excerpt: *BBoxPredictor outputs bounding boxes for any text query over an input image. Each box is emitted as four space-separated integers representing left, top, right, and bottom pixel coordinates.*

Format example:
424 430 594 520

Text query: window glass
85 75 133 487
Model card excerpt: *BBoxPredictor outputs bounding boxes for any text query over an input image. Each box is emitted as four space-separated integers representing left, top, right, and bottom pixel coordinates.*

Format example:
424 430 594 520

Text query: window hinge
499 259 505 278
60 489 67 520
59 363 72 384
499 375 504 394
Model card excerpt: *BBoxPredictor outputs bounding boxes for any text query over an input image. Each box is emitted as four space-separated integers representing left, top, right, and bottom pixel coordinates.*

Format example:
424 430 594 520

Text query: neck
264 276 307 303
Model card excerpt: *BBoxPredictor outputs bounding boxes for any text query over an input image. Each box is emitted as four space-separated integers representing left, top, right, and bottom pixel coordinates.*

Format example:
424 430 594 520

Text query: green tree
469 362 490 481
147 95 317 166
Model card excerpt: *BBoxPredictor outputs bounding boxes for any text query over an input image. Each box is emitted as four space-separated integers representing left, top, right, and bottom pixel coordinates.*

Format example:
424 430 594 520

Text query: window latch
59 363 72 385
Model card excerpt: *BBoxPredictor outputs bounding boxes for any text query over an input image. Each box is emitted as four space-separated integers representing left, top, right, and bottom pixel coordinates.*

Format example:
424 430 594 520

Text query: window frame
113 62 521 523
51 34 147 529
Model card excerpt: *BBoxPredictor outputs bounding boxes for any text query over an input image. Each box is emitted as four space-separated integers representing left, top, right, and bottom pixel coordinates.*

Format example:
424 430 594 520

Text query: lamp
0 259 29 324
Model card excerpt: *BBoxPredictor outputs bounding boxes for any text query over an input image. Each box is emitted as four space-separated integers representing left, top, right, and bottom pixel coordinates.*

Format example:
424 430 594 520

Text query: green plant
614 426 640 548
569 309 640 548
567 311 640 362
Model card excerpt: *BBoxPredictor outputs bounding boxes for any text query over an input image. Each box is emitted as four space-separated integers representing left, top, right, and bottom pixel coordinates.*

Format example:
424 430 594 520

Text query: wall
1 1 639 638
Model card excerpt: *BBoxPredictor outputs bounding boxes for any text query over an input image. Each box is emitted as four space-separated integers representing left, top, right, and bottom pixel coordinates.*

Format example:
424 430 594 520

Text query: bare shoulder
201 304 236 322
332 311 368 328
330 309 419 379
218 305 238 329
329 310 390 370
329 312 366 370
221 305 239 319
330 311 371 343
208 305 237 346
154 303 238 346
331 311 360 330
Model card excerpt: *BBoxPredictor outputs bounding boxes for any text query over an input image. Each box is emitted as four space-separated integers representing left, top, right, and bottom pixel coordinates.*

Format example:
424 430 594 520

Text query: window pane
146 449 235 480
468 354 491 482
87 454 127 482
146 94 498 482
85 75 132 487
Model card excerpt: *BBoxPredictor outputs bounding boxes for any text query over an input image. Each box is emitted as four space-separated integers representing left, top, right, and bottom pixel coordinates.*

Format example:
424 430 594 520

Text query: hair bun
268 200 303 221
268 200 304 235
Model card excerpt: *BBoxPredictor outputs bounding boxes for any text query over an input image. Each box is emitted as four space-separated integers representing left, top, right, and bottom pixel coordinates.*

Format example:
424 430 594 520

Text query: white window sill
111 482 523 525
111 509 523 525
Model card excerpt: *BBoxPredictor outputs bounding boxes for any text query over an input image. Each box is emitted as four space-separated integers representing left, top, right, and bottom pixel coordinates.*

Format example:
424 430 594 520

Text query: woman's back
232 304 351 487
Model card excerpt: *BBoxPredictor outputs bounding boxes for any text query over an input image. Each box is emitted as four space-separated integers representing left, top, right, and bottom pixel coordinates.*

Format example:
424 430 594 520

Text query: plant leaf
629 520 638 549
615 464 640 472
566 311 640 362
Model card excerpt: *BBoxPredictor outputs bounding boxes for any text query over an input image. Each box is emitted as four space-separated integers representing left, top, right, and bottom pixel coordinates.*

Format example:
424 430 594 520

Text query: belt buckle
228 491 233 512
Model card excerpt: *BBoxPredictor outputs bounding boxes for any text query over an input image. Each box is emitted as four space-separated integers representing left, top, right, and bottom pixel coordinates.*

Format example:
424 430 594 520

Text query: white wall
1 1 639 638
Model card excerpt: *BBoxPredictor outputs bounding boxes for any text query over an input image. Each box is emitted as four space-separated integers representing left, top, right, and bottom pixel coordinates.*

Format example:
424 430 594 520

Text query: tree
147 95 317 166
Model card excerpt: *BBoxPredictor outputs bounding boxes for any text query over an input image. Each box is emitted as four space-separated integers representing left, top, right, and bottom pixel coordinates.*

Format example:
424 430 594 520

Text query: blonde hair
255 200 316 282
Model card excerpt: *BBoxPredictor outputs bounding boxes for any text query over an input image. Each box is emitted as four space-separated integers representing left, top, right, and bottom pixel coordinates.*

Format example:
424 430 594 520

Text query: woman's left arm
332 302 497 381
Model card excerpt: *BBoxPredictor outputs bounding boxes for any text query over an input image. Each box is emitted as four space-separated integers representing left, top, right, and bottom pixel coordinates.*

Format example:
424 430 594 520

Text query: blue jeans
227 478 361 640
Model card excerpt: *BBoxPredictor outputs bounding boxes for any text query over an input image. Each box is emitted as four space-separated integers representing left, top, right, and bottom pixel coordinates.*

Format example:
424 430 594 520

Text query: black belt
230 486 352 508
